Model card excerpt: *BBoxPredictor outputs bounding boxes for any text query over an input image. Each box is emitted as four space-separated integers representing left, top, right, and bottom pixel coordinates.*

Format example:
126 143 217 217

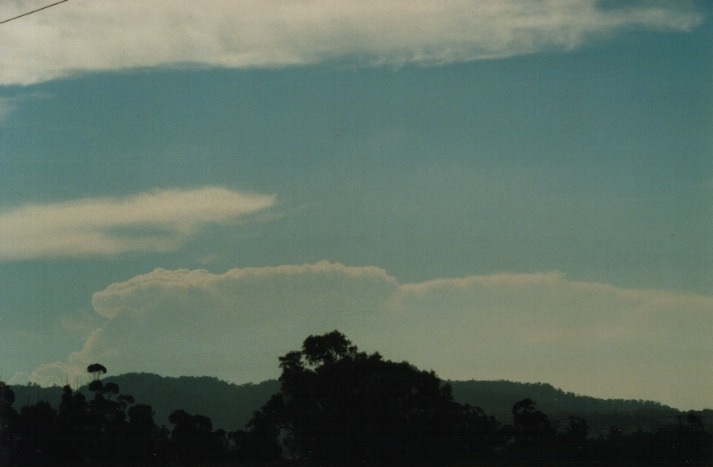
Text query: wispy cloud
0 187 276 261
25 262 713 410
0 0 704 85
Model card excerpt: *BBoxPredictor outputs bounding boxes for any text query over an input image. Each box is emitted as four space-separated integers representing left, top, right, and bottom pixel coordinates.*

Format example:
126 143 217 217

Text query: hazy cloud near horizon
0 0 703 85
21 262 713 411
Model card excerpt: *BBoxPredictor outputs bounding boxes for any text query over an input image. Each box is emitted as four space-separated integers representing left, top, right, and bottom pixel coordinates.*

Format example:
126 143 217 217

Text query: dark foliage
2 366 232 465
95 373 279 430
259 330 499 463
1 332 711 465
12 374 705 435
450 379 692 436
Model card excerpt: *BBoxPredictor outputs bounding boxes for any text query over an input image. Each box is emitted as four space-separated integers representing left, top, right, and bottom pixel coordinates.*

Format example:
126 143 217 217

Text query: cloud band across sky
0 187 276 261
23 261 713 410
0 0 704 85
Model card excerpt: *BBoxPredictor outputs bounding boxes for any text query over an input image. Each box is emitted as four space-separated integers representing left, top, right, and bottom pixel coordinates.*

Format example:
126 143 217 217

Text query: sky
0 0 711 410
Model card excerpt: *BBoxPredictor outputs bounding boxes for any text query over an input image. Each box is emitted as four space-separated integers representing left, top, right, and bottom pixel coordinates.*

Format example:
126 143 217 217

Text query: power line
0 0 69 26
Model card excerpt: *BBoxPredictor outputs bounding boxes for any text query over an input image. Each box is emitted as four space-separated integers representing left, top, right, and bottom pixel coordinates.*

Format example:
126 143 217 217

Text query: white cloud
0 0 703 85
0 187 276 261
22 329 106 387
28 262 713 410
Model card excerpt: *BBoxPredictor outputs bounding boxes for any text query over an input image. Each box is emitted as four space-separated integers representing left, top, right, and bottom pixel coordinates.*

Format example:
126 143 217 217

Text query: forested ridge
2 331 711 465
12 375 706 437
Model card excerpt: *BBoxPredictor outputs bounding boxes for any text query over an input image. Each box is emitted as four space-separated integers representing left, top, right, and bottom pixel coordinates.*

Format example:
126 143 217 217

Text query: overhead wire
0 0 70 26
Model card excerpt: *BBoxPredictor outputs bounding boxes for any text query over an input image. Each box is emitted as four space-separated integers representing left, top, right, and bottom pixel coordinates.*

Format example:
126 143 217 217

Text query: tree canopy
247 330 496 463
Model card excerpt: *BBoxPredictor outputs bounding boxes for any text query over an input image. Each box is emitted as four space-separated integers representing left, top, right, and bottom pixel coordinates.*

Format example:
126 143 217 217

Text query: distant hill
448 380 707 436
10 374 711 435
10 374 279 432
102 373 280 431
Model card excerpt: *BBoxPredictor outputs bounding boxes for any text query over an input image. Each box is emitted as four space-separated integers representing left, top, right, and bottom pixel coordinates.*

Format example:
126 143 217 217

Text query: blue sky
0 0 711 410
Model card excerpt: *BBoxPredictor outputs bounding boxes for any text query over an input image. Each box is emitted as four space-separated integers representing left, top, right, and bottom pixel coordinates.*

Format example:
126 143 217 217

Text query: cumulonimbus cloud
0 187 276 261
26 262 713 410
0 0 704 86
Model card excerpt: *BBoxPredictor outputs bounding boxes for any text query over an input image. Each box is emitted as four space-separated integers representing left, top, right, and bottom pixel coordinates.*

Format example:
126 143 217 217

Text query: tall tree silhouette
55 385 89 462
508 398 557 462
87 363 107 381
0 382 16 465
167 409 229 463
13 401 57 464
248 330 495 463
126 403 161 462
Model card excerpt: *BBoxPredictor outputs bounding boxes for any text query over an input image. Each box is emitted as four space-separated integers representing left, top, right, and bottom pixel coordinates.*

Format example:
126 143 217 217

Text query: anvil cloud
26 262 713 410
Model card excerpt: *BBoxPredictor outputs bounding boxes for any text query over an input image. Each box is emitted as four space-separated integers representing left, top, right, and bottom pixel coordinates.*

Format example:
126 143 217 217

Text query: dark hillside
10 375 280 431
11 375 709 435
102 373 280 430
449 380 692 436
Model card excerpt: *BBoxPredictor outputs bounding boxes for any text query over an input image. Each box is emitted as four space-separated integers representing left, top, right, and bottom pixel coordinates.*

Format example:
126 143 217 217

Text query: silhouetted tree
12 401 57 464
54 384 89 463
123 403 159 463
233 393 285 462
167 409 228 463
0 382 16 465
87 363 107 381
103 382 120 398
651 413 713 465
508 398 557 462
247 330 495 464
557 415 591 461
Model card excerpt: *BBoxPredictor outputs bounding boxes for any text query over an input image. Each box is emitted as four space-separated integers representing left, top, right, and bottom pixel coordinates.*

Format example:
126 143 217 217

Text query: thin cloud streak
0 0 704 85
0 187 276 261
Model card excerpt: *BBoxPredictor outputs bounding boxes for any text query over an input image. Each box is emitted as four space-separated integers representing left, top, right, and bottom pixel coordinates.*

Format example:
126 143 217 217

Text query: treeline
1 331 711 465
11 375 706 437
10 375 282 433
449 380 707 437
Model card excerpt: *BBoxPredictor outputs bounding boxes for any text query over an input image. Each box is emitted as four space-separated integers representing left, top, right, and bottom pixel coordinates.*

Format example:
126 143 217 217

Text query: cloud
0 0 704 85
28 262 713 410
21 329 106 387
0 187 276 261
